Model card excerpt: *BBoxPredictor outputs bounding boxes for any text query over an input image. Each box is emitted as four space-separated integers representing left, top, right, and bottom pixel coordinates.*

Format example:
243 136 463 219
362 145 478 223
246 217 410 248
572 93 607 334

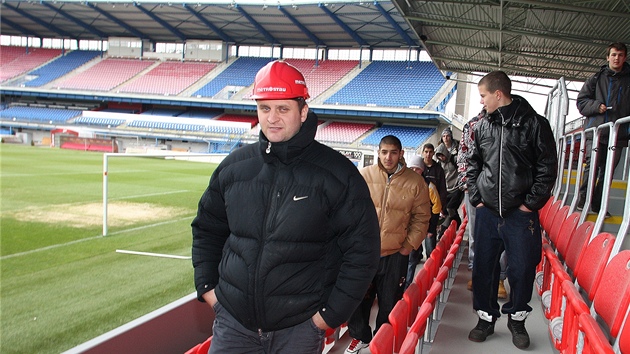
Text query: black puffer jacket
577 62 630 144
192 111 380 332
466 96 558 217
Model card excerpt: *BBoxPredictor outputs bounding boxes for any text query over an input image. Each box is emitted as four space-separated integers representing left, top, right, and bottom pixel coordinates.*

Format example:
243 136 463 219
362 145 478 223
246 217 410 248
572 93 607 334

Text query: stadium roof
1 0 629 82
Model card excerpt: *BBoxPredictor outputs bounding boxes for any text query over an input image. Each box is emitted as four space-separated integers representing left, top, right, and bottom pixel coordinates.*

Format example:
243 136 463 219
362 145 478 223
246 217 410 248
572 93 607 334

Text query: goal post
102 152 224 236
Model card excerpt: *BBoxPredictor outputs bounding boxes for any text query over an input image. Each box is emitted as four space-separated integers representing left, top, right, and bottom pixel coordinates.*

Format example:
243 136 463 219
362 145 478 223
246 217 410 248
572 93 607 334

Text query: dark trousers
208 302 325 354
347 252 408 343
472 207 542 319
444 189 464 229
579 139 623 212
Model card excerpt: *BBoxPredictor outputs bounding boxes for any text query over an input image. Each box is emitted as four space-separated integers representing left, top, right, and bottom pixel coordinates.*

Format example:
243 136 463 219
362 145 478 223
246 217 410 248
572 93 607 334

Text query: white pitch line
0 216 194 261
116 249 191 260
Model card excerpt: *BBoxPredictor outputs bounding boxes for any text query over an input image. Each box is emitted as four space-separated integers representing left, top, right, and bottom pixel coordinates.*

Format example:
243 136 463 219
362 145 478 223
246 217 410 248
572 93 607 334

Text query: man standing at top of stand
576 42 630 218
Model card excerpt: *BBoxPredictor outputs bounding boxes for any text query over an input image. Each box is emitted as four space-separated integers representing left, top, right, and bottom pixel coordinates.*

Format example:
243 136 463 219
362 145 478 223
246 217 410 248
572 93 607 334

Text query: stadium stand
216 114 259 128
283 59 359 99
22 50 102 87
176 110 223 119
0 46 62 83
73 116 126 127
54 58 155 91
0 106 81 123
360 124 435 148
118 61 217 95
324 61 446 108
315 121 375 144
193 57 271 98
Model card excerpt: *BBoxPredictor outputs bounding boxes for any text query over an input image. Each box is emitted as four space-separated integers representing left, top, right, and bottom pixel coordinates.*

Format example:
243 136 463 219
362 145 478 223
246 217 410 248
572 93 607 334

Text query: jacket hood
434 143 451 160
259 110 317 164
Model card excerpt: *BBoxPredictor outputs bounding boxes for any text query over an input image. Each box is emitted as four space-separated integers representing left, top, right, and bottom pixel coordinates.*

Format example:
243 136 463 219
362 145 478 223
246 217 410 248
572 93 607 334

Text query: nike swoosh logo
293 196 308 201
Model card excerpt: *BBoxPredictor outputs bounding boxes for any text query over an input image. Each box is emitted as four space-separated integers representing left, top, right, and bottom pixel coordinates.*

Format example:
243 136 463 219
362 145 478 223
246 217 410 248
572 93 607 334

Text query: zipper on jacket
254 169 281 329
606 79 613 122
498 112 505 218
266 141 271 154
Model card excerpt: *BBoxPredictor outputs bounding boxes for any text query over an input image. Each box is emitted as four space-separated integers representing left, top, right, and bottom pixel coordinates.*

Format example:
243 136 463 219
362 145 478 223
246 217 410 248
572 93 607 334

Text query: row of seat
3 47 448 109
536 197 630 354
370 217 466 354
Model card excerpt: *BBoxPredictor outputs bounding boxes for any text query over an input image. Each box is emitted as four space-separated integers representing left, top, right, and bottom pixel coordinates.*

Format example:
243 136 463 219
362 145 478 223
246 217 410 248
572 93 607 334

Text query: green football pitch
0 144 217 353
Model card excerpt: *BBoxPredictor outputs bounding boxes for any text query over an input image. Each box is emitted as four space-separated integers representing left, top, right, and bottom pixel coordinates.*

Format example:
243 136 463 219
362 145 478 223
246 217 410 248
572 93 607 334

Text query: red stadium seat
592 250 630 339
388 299 409 352
403 282 421 327
369 323 394 354
579 313 615 354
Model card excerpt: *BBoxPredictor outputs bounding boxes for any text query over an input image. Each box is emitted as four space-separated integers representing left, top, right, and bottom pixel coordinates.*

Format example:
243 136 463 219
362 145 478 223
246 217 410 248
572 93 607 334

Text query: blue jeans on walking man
472 206 542 319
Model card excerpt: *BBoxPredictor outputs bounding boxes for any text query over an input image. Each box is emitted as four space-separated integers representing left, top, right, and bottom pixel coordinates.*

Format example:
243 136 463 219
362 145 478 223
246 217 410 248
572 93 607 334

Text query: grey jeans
208 302 326 354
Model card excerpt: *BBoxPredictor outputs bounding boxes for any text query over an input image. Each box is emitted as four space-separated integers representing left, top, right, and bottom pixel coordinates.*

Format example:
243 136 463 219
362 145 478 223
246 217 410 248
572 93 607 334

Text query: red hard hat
250 60 310 100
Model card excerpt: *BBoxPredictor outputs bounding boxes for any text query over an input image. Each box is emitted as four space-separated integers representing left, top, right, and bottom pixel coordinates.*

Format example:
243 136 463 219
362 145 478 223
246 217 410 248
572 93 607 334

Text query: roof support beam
236 6 277 45
406 14 608 48
86 2 149 40
134 3 187 42
2 2 75 39
278 6 325 47
319 4 368 47
0 16 41 38
425 39 599 71
505 0 630 19
431 55 584 81
183 4 234 44
374 1 416 47
40 2 108 39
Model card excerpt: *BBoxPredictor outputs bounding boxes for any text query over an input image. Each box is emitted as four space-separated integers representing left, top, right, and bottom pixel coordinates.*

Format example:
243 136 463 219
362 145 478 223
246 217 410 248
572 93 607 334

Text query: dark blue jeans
472 206 542 319
208 302 326 354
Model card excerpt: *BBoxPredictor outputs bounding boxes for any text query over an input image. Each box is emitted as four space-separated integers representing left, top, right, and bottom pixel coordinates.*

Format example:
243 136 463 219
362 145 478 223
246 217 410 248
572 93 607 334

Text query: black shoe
468 318 495 342
604 212 611 219
508 317 530 349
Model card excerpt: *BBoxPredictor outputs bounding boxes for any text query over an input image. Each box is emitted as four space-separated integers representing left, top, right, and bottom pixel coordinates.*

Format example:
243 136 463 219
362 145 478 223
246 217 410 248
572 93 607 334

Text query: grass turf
0 144 216 353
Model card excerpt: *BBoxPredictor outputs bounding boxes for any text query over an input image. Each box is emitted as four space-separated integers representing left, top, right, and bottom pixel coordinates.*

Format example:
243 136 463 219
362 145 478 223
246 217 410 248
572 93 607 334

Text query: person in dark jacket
466 71 557 350
576 42 630 216
191 60 381 354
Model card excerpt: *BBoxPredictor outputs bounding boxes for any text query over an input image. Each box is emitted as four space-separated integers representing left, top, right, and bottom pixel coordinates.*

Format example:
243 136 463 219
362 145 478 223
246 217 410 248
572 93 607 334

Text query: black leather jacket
466 96 558 217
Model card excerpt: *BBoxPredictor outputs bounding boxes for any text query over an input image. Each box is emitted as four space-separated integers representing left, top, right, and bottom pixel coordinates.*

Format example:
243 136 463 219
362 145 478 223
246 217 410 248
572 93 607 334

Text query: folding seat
388 299 409 352
403 282 421 327
538 196 554 222
399 302 434 354
619 313 630 354
579 313 615 354
548 205 570 247
536 212 581 297
591 250 630 343
574 233 615 301
369 323 394 354
549 244 624 352
423 257 438 282
184 336 212 354
423 281 443 341
563 221 594 278
413 267 431 300
554 212 580 260
541 199 562 235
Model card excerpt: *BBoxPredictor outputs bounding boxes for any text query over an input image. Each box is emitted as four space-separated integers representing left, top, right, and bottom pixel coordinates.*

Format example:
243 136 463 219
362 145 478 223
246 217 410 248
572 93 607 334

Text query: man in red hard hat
192 60 380 353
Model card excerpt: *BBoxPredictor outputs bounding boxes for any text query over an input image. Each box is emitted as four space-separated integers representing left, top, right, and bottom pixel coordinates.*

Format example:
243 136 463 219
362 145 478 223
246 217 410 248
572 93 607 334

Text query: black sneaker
508 316 530 349
468 318 495 342
604 212 611 219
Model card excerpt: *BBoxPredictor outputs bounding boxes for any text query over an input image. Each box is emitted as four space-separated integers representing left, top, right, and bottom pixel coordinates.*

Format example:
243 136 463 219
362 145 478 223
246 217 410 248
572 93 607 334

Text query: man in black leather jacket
466 71 557 350
192 61 380 354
